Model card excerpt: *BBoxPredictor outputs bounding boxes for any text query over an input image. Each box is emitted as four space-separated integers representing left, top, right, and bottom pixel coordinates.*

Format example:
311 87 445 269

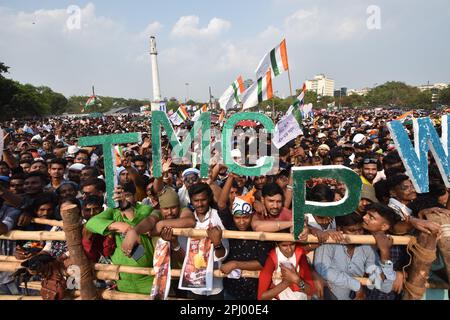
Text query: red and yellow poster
150 238 171 300
178 236 214 291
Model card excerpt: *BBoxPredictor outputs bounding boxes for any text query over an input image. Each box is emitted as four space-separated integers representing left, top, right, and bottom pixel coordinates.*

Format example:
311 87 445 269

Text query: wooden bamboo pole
171 228 413 245
0 227 413 244
0 230 66 241
60 203 98 300
0 257 372 286
31 218 64 228
424 213 450 285
402 230 438 300
101 290 151 300
0 295 43 300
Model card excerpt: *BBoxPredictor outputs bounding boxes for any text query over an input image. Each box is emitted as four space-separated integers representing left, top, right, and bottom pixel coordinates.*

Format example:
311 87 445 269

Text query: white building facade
305 74 335 97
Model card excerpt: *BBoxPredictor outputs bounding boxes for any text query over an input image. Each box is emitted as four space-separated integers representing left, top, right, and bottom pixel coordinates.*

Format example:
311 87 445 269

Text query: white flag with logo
273 112 303 149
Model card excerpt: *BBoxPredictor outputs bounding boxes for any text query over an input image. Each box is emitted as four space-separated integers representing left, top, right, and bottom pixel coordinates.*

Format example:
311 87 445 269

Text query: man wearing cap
67 163 85 185
177 168 200 208
360 154 379 186
356 184 379 216
217 173 271 300
316 144 331 165
121 187 195 257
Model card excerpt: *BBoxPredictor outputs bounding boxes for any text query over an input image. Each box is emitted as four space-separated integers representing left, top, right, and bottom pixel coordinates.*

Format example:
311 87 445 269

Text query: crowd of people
0 107 448 300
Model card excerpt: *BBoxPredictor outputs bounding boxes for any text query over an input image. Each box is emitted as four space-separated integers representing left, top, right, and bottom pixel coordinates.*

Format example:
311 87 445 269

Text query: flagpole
92 85 95 113
209 86 213 110
287 68 293 97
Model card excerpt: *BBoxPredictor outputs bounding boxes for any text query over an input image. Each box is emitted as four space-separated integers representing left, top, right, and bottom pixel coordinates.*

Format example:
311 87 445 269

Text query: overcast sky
1 0 449 101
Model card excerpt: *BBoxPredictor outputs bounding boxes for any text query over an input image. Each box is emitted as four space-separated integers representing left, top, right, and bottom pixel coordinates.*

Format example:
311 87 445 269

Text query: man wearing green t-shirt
86 183 160 294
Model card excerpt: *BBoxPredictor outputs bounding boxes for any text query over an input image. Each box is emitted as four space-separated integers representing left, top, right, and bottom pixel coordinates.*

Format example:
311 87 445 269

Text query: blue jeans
0 279 40 296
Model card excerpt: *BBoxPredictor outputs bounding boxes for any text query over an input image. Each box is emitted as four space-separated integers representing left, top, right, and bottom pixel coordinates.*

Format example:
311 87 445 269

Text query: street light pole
185 83 189 103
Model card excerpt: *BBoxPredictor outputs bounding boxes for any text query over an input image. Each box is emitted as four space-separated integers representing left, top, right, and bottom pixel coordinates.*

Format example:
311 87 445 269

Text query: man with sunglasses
177 168 200 208
360 155 379 186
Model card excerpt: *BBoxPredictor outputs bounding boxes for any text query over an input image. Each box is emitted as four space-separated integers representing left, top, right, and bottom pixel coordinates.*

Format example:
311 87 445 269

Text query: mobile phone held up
130 244 145 261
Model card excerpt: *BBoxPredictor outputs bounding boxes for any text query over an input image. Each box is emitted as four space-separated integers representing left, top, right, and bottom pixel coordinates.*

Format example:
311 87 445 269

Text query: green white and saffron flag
192 104 208 122
218 76 245 111
241 70 273 110
82 95 98 112
255 38 289 79
169 105 189 125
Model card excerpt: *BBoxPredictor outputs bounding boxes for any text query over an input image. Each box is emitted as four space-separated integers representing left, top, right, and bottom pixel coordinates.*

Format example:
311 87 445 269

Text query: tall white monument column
150 36 163 111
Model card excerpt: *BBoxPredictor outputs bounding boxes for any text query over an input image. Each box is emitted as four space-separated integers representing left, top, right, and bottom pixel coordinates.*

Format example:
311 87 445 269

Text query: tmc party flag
218 76 245 111
255 38 289 79
241 69 273 110
169 105 189 125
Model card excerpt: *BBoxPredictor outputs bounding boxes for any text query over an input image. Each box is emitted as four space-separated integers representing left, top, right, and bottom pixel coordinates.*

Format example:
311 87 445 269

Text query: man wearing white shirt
179 182 229 300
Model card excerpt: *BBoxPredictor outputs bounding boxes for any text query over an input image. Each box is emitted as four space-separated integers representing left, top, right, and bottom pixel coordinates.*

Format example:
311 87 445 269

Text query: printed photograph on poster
150 238 171 300
178 236 214 291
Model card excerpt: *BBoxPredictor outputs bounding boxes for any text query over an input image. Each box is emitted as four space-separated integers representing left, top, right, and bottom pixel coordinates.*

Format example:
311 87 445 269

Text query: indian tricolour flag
192 104 208 122
241 69 273 110
82 95 97 112
255 39 289 79
169 105 190 125
290 83 306 124
219 76 245 111
218 110 225 123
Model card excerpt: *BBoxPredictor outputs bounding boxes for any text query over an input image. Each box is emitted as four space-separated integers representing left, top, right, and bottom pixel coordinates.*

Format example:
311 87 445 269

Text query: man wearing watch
362 203 408 300
314 212 396 300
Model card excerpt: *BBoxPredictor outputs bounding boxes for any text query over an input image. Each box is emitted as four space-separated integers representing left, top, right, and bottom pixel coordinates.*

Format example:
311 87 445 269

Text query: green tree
0 62 9 75
439 86 450 105
166 99 180 112
365 81 424 108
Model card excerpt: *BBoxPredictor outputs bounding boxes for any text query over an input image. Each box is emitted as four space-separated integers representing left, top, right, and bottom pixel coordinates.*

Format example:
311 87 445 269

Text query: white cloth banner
273 112 303 149
169 112 184 126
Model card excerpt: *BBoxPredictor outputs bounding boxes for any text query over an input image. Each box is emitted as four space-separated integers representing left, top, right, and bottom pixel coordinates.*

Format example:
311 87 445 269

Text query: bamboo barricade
0 217 414 244
31 218 64 228
60 204 98 300
0 229 413 244
171 228 414 245
0 255 371 287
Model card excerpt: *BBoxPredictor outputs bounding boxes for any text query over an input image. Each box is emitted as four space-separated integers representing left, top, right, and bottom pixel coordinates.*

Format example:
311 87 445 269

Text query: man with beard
86 183 156 294
80 166 100 184
251 183 293 232
131 155 150 186
67 163 85 185
360 155 379 186
217 173 271 300
178 183 229 300
120 187 196 257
